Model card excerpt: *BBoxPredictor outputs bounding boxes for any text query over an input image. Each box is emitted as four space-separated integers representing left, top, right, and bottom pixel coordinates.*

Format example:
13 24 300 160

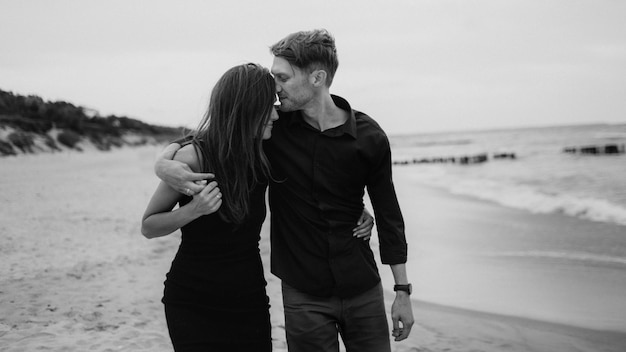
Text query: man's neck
301 94 349 132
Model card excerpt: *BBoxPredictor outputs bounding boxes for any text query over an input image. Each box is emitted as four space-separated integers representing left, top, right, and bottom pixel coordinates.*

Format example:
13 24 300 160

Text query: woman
141 63 278 351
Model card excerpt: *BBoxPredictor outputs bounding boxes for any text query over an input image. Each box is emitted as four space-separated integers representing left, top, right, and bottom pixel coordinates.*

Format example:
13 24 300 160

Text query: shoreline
386 294 626 352
384 166 626 330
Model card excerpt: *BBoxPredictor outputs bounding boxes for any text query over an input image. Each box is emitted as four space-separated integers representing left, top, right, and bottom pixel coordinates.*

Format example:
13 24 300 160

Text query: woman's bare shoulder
173 144 202 172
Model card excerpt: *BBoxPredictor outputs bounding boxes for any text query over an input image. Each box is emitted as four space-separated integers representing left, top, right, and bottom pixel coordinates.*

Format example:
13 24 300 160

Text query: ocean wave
410 139 474 147
458 184 626 226
391 138 473 148
480 250 626 266
407 169 626 226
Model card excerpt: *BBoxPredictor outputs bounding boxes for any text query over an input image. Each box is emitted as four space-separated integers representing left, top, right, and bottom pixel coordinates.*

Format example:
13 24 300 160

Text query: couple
142 29 414 351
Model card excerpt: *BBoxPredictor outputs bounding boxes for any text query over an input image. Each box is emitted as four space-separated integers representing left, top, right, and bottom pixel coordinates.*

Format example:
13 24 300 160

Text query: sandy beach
1 146 626 352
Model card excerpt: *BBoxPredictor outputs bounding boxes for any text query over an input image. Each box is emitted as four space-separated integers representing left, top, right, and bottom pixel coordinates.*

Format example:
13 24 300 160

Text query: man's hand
391 292 414 341
353 208 374 240
154 143 214 195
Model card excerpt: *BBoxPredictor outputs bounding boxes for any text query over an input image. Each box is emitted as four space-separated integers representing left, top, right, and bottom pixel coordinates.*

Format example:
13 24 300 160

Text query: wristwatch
393 284 412 295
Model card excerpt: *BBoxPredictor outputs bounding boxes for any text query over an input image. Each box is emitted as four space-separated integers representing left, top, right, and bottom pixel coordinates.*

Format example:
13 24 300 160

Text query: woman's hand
188 181 222 217
353 208 374 240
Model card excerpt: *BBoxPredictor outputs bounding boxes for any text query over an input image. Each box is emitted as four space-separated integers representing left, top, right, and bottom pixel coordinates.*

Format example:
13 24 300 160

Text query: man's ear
309 69 327 87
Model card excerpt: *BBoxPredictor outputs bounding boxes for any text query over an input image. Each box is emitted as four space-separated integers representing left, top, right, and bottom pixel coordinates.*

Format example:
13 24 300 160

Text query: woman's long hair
191 63 275 224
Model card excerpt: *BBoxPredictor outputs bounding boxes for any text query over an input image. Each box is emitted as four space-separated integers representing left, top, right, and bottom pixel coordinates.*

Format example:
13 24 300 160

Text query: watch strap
393 283 412 295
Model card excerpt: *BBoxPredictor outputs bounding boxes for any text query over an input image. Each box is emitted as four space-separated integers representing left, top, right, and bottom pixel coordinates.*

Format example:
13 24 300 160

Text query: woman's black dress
162 180 271 352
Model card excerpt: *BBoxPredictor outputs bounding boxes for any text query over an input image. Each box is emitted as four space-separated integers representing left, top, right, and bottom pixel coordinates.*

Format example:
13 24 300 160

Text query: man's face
271 56 314 112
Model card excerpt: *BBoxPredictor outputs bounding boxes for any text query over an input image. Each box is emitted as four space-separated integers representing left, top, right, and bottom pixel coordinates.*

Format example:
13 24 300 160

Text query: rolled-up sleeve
365 132 407 264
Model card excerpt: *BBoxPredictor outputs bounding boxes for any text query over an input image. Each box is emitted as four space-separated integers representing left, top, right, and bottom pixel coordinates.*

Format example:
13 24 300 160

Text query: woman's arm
141 144 222 239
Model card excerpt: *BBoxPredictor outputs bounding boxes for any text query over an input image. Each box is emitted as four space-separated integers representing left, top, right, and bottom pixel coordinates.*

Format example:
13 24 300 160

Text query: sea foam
405 166 626 227
480 250 626 267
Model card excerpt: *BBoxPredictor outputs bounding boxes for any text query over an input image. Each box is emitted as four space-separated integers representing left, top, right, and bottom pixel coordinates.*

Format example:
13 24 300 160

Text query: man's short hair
270 29 339 87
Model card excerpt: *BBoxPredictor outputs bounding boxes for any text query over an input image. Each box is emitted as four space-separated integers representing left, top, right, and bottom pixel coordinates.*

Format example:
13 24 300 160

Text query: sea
381 123 626 332
389 123 626 227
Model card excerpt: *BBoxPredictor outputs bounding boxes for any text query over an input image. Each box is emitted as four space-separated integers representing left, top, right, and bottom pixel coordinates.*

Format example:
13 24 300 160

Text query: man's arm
390 263 414 341
142 144 222 238
365 131 414 341
154 143 214 195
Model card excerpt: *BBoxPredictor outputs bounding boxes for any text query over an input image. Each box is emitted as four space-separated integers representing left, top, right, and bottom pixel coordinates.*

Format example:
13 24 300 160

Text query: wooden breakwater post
563 144 625 155
458 153 488 165
393 152 517 166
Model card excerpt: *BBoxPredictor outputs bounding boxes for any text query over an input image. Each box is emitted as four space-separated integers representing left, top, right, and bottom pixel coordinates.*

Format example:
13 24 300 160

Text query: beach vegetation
57 130 82 149
0 139 16 156
8 131 35 153
44 134 61 151
0 114 53 134
0 88 185 156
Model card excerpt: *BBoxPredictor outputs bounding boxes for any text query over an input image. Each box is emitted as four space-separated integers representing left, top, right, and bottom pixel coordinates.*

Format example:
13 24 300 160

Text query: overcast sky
1 0 625 135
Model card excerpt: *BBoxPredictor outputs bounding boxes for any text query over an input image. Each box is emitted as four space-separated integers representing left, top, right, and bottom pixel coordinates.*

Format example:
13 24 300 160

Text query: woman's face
262 105 280 140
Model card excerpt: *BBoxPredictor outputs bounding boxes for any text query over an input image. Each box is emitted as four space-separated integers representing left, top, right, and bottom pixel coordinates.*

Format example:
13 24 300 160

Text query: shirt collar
285 94 357 139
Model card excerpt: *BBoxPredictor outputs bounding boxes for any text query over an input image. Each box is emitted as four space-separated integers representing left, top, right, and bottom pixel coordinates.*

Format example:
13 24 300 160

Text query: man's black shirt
264 95 407 298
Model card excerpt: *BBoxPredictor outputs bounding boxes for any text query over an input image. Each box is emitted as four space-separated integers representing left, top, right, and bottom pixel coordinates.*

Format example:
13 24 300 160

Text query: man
156 29 413 351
